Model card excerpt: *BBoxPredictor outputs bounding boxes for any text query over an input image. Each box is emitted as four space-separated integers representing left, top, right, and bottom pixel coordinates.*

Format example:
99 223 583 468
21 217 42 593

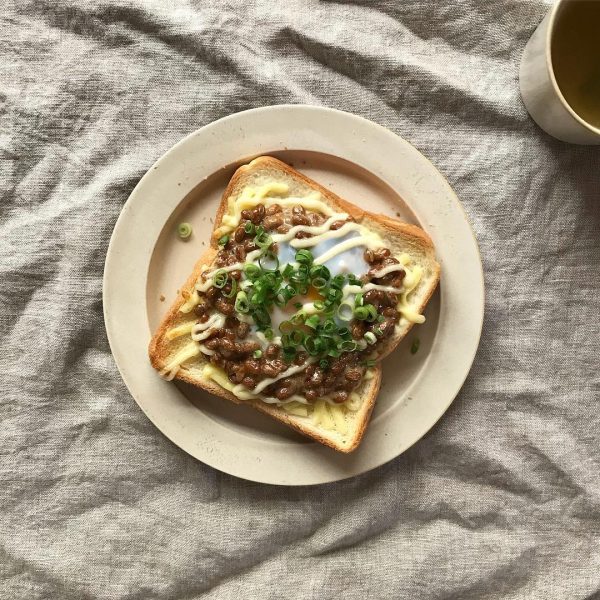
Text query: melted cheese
179 290 200 313
159 343 200 381
202 364 308 405
165 322 194 341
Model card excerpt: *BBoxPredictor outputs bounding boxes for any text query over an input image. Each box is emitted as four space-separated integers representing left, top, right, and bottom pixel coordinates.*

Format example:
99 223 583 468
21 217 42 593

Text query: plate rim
103 104 484 485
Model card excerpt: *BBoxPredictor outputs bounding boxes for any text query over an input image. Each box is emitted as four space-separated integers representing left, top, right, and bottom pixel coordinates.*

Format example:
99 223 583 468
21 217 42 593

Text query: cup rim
546 0 600 136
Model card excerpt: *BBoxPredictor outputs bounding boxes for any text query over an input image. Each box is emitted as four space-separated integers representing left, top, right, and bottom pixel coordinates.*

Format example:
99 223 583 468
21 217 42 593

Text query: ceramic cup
520 0 600 145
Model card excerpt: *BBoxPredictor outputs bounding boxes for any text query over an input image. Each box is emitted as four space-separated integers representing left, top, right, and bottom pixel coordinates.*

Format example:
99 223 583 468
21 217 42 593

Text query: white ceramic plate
103 105 484 486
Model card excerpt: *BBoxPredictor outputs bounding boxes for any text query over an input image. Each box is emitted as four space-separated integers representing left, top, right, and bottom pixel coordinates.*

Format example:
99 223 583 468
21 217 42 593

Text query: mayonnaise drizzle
191 314 225 341
251 360 315 395
271 214 348 245
290 221 362 249
313 236 382 266
370 263 406 279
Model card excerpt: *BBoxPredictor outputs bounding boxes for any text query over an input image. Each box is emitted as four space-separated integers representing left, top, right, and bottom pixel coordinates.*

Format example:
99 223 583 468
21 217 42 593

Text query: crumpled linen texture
1 1 599 598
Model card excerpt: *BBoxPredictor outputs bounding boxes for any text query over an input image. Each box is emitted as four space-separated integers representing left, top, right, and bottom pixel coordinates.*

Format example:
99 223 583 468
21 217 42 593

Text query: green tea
551 0 600 128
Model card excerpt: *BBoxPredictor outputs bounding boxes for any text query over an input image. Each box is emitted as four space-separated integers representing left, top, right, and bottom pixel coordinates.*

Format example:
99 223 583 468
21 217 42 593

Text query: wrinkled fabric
1 0 599 598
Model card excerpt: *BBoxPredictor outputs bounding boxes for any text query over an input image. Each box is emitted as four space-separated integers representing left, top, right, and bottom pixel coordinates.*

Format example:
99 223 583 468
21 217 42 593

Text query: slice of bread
149 156 439 452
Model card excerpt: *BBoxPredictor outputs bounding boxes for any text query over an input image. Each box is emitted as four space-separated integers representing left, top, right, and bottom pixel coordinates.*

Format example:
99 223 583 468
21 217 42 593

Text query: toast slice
149 156 440 452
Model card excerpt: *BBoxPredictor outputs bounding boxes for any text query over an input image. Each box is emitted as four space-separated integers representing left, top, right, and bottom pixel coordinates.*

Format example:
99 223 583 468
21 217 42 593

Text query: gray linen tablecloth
2 1 599 598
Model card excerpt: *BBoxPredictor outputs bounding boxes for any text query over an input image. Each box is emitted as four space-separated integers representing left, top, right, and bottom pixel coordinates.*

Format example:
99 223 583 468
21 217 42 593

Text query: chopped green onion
337 302 354 321
331 274 346 289
337 327 350 339
310 265 330 281
347 274 362 286
313 301 325 311
282 264 294 279
364 331 377 345
279 320 294 334
305 315 320 329
297 284 308 295
243 264 261 280
410 338 420 354
312 277 327 289
322 319 336 334
264 328 274 340
374 325 384 336
354 293 364 307
177 222 193 240
319 359 329 370
282 346 296 362
364 304 378 322
218 234 229 246
254 230 273 249
295 249 313 265
234 290 250 313
354 306 369 320
294 302 303 309
377 315 385 323
222 278 238 298
290 330 305 345
253 349 263 358
253 307 271 327
244 221 255 234
364 359 376 368
259 252 279 272
327 348 341 358
290 313 306 325
340 340 358 352
304 336 319 355
213 270 228 288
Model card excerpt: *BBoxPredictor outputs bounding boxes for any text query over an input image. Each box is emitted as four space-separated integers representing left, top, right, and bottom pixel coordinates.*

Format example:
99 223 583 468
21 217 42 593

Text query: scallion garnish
337 302 354 321
354 292 364 307
290 330 305 345
340 340 358 352
295 249 313 265
364 359 376 368
264 327 274 340
364 331 377 344
243 263 261 280
354 305 369 320
234 290 250 313
279 320 294 334
322 319 336 335
282 346 296 362
218 234 229 246
213 270 228 288
177 222 193 240
222 278 238 298
330 274 346 289
253 349 263 358
310 264 330 281
244 221 255 234
259 252 279 272
364 304 378 322
305 315 320 329
319 359 329 370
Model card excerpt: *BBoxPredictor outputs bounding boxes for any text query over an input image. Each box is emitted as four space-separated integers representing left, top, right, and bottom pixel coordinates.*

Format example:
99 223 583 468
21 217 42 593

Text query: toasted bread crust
149 156 439 452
